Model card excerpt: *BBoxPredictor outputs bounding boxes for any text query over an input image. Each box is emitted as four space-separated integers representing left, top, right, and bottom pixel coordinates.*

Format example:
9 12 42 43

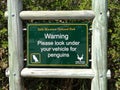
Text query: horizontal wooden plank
21 68 94 78
20 10 95 20
5 10 95 20
5 68 111 79
21 68 93 78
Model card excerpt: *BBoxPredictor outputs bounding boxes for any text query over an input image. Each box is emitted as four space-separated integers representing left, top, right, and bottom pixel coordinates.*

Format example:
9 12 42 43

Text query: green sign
27 23 89 67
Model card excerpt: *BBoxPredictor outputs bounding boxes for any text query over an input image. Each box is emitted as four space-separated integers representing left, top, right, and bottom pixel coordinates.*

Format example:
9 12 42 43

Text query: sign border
27 23 89 67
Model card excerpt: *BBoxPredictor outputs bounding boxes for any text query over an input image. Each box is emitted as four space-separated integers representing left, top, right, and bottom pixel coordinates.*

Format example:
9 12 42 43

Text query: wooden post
91 0 108 90
7 0 24 90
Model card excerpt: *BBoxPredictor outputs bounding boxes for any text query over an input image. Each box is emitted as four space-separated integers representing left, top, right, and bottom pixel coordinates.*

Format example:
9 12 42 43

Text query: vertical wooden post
91 0 108 90
7 0 24 90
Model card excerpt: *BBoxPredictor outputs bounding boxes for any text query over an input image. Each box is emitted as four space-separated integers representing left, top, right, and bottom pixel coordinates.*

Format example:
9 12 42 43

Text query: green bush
108 0 120 90
0 0 8 90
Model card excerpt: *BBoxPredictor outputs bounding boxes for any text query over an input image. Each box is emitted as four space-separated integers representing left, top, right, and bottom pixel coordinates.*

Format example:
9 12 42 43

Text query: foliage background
0 0 120 90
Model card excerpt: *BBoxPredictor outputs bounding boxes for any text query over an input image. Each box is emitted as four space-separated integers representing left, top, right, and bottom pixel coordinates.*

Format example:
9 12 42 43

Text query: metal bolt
13 73 16 76
100 12 102 15
100 75 103 78
12 14 15 17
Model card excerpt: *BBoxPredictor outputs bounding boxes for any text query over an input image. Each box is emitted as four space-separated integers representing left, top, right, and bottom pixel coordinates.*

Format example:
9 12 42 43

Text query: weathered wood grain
7 0 24 90
5 10 95 20
91 0 108 90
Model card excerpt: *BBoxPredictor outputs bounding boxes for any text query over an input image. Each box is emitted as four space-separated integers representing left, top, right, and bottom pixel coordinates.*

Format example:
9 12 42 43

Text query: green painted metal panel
27 23 89 67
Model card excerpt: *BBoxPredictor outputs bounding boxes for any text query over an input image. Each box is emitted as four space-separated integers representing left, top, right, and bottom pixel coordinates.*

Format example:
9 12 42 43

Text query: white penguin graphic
32 55 39 62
